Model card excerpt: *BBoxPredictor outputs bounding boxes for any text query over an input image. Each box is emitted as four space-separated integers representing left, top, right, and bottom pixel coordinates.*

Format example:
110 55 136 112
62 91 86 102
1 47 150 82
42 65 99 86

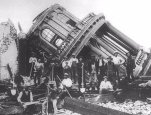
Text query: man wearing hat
34 58 44 85
17 86 34 114
112 51 125 65
17 86 33 104
99 76 113 94
112 51 125 83
125 52 135 82
105 56 116 88
97 55 106 90
29 52 37 78
62 57 71 76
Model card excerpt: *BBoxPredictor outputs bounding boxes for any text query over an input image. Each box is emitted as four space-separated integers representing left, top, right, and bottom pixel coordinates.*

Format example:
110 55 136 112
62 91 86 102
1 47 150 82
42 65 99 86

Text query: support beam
95 37 115 55
88 43 109 59
102 36 127 59
105 21 140 54
105 32 132 53
103 34 128 54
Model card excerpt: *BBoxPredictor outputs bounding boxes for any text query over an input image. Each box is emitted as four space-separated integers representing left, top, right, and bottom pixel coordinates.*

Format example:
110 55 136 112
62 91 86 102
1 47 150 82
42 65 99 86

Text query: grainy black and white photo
0 0 151 115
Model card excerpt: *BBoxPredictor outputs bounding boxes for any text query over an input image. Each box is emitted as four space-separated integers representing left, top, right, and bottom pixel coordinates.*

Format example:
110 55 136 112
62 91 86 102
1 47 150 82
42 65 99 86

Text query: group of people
9 75 69 115
27 50 136 93
26 50 136 95
6 50 136 114
29 48 135 90
61 51 135 92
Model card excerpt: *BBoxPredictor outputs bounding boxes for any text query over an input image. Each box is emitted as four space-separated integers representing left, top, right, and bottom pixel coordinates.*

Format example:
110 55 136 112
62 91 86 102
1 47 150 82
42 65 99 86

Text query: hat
114 51 119 54
103 76 108 79
107 56 113 60
23 86 29 91
64 73 69 76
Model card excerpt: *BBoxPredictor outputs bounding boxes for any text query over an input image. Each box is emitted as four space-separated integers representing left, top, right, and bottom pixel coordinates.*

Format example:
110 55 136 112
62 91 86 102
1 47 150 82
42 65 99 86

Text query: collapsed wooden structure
24 4 151 78
1 4 151 115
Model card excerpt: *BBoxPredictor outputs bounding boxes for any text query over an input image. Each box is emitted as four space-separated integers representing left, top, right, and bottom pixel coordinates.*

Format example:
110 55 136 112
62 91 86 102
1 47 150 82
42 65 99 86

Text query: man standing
29 52 37 78
34 59 44 85
112 51 125 82
90 56 98 74
97 55 105 90
89 56 98 91
105 56 116 88
62 57 71 76
126 52 135 82
69 54 78 83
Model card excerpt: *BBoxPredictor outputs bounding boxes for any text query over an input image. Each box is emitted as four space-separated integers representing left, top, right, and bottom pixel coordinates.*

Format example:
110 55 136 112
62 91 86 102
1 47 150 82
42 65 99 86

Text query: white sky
0 0 151 49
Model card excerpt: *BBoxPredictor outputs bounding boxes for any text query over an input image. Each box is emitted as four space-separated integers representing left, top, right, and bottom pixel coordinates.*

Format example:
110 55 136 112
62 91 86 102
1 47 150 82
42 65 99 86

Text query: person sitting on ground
17 87 33 104
59 73 72 101
17 86 34 114
99 76 113 94
61 73 73 89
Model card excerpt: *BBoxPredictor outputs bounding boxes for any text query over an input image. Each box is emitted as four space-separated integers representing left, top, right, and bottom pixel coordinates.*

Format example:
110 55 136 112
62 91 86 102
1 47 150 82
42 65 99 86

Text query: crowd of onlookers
5 51 136 114
61 51 136 93
26 50 136 94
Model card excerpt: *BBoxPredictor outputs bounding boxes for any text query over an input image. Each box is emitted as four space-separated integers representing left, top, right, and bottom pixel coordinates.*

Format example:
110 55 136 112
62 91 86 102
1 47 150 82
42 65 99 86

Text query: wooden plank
64 97 134 115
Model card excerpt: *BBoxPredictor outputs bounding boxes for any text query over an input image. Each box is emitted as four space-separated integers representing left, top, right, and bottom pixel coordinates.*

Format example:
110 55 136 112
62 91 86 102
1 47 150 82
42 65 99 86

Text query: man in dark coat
105 56 116 89
97 55 106 90
126 52 135 82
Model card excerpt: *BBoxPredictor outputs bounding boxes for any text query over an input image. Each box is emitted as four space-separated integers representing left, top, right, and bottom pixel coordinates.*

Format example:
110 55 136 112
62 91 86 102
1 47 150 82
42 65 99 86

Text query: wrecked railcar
24 4 151 78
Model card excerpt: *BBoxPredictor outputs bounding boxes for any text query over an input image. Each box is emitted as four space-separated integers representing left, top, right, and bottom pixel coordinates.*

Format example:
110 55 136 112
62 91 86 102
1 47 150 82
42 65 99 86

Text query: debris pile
95 100 151 115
